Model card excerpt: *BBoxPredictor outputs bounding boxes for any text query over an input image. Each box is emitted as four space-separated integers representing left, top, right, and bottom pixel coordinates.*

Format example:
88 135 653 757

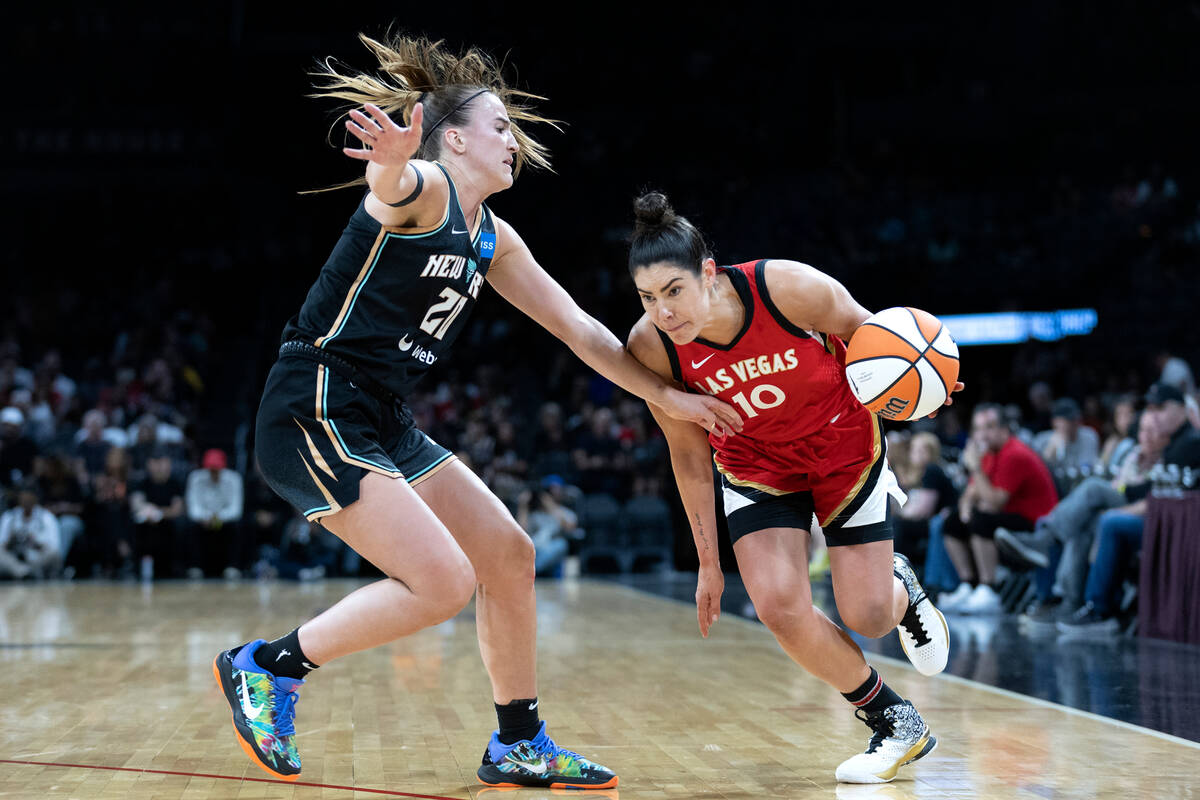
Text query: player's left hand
927 381 965 419
661 389 743 437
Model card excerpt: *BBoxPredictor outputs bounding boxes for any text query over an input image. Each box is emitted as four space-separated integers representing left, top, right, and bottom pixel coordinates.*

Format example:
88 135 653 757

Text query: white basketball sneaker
836 700 937 784
892 553 949 676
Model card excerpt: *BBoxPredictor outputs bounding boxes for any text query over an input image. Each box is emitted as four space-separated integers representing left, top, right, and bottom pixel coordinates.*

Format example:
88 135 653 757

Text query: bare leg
970 536 999 585
296 472 477 666
415 461 537 703
828 538 908 638
734 528 871 694
942 534 976 584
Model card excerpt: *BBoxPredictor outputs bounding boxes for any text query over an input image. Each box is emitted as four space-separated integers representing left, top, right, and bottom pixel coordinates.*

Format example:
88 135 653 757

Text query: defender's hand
343 102 424 165
662 389 743 437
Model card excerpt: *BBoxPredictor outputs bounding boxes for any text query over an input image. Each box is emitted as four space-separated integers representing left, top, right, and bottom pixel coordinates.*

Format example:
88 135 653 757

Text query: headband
419 88 491 148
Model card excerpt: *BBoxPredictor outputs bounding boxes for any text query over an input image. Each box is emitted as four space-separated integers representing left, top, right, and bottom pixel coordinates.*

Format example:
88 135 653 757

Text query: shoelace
522 736 586 767
899 591 932 647
272 685 300 737
855 708 895 754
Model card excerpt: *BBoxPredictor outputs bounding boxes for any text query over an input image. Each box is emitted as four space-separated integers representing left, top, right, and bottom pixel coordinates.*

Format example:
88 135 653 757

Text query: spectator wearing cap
184 448 247 578
0 485 62 579
1142 382 1200 471
997 411 1168 625
0 407 37 493
1034 397 1100 475
130 447 186 579
1056 384 1200 636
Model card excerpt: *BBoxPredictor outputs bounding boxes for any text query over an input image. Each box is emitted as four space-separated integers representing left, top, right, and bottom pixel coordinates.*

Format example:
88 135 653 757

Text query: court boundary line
601 578 1200 751
0 759 466 799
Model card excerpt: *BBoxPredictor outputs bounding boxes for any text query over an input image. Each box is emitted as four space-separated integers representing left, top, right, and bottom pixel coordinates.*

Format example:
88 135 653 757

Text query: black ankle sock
253 628 318 680
495 698 541 745
842 667 903 716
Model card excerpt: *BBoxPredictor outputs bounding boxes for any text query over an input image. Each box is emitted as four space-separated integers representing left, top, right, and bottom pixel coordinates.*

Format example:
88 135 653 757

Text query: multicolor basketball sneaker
213 639 304 781
836 700 937 783
478 721 618 789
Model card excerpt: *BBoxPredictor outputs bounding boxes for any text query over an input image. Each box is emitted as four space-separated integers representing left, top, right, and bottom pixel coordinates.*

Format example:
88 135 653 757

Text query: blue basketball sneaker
478 721 618 789
213 639 304 781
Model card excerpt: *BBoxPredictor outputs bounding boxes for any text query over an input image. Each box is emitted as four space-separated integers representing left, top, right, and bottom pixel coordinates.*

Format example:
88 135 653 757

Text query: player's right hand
696 565 724 638
343 102 424 165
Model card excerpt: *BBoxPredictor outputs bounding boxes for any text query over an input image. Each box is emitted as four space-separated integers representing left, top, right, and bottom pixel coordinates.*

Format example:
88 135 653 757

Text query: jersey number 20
419 288 468 340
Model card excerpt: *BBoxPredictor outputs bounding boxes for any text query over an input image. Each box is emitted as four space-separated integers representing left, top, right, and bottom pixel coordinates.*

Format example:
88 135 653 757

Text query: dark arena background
2 3 1199 799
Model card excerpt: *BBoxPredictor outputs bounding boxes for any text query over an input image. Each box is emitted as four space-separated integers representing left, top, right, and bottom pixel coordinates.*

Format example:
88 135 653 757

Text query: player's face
454 93 519 192
634 261 713 344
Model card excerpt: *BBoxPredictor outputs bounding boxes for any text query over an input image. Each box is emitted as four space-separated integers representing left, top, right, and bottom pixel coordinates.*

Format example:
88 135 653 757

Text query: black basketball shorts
254 354 455 521
720 453 905 547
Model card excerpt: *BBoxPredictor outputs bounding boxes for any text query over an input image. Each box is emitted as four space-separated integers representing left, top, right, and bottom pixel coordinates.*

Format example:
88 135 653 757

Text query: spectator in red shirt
941 404 1058 613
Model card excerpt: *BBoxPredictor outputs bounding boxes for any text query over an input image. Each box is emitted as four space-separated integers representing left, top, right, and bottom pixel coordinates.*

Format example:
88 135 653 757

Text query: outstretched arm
342 103 448 226
487 217 743 437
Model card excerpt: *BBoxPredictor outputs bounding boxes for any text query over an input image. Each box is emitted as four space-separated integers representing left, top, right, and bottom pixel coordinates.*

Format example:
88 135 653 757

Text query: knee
754 590 816 637
841 600 897 639
475 522 536 587
418 554 477 620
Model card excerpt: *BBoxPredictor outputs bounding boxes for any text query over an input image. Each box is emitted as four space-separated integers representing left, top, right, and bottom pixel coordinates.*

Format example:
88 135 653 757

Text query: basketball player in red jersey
625 192 961 784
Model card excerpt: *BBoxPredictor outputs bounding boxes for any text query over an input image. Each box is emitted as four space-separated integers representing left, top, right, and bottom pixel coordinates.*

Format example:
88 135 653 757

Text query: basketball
844 307 960 421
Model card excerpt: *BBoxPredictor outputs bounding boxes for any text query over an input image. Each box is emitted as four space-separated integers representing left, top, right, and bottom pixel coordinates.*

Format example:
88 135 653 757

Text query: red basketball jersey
661 260 878 495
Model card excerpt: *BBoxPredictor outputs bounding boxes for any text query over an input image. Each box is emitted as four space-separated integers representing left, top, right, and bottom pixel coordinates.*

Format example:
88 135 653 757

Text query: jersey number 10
728 383 786 418
419 288 468 340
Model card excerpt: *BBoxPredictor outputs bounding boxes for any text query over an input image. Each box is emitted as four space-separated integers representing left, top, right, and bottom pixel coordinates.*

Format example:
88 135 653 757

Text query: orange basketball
844 307 960 421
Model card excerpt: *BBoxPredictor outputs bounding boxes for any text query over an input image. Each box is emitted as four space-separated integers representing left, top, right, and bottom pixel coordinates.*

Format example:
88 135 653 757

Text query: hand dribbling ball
845 307 960 421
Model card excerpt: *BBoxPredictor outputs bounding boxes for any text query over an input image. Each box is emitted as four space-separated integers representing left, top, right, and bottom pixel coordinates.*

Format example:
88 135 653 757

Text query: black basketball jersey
282 163 497 398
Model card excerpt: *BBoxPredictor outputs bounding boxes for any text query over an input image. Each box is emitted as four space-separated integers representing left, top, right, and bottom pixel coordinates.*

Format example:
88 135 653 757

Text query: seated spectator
1057 381 1200 635
997 412 1166 622
941 404 1058 613
273 515 347 581
0 485 61 579
130 447 186 579
1097 395 1137 474
0 406 37 494
73 409 114 481
1033 397 1100 475
516 475 580 577
84 446 132 577
34 453 86 569
9 387 57 448
896 432 959 568
184 448 247 578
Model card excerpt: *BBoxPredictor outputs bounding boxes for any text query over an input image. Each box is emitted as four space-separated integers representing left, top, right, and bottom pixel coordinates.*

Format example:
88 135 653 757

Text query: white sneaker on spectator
937 583 972 613
960 584 1003 614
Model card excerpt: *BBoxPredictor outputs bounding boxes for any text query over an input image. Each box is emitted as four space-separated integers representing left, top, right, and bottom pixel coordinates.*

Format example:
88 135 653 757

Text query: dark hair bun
633 191 675 233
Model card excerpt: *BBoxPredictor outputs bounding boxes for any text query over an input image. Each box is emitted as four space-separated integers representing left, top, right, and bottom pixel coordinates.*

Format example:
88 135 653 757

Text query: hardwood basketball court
1 579 1196 798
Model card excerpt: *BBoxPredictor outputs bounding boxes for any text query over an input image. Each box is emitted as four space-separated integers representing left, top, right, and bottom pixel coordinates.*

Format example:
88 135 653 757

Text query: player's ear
701 258 717 287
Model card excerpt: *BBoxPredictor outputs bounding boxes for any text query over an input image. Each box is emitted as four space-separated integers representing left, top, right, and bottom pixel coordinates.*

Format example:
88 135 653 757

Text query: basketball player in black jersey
211 34 741 791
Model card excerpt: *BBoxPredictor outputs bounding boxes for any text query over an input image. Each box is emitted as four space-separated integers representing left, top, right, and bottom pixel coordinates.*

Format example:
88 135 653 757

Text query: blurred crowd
2 159 1198 617
881 354 1199 641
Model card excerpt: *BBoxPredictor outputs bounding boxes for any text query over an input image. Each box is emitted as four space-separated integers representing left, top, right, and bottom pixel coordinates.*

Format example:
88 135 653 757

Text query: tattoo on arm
383 163 424 207
695 514 711 552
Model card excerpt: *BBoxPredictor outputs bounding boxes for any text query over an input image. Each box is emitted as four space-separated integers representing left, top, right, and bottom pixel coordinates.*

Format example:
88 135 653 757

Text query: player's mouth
663 321 689 334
